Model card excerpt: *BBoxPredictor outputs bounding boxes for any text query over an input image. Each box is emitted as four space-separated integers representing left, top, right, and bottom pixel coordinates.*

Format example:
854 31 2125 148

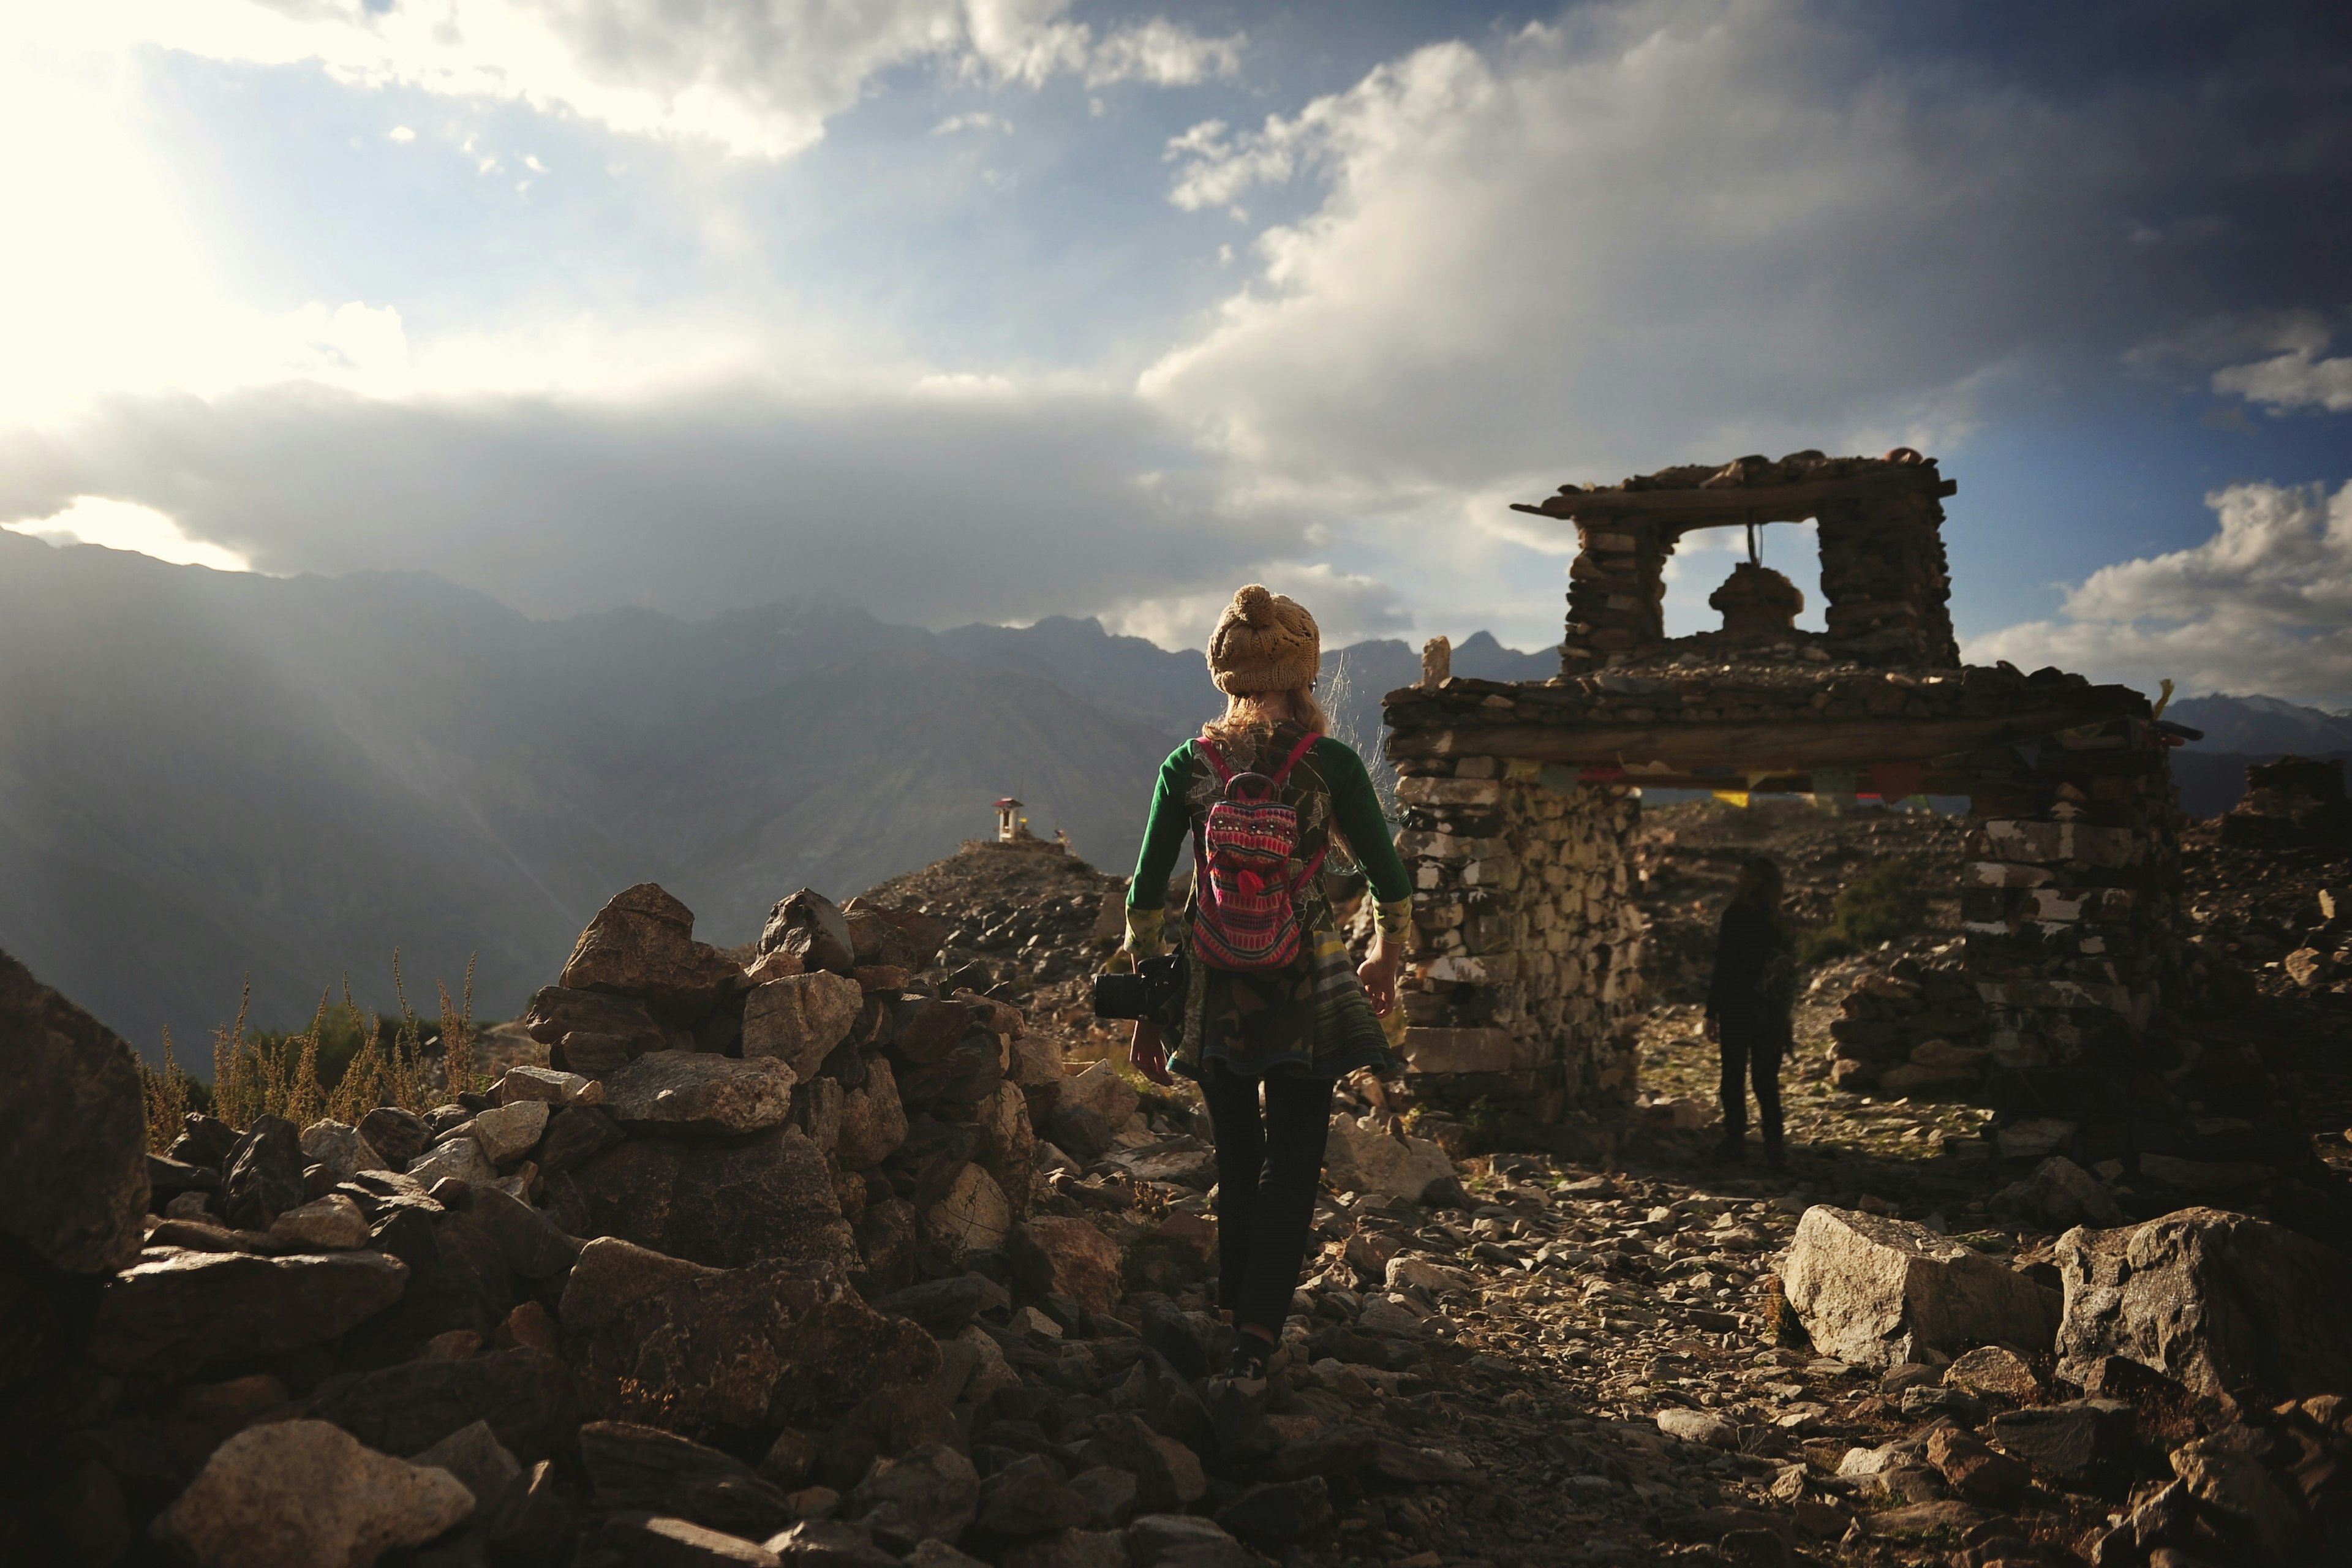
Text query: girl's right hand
1130 1020 1175 1087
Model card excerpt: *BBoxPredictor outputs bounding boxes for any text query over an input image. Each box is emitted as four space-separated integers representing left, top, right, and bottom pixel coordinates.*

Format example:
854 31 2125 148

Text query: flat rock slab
602 1513 783 1567
1782 1205 2057 1368
601 1055 797 1139
1986 1400 2133 1480
573 1125 858 1272
157 1419 475 1568
581 1420 795 1540
90 1247 409 1384
1657 1408 1740 1449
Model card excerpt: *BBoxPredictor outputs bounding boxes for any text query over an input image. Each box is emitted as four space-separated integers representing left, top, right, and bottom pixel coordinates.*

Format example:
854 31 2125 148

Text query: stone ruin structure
1381 451 2188 1144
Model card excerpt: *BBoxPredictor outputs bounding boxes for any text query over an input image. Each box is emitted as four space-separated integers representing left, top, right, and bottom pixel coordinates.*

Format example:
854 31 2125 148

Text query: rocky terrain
4 795 2351 1568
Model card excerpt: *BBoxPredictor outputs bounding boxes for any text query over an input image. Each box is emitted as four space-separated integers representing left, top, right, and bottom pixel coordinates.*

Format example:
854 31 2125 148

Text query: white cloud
0 379 1298 635
2214 344 2352 415
3 495 253 572
71 0 1237 160
387 123 415 142
933 111 1013 135
1969 481 2352 706
1139 0 2195 518
1101 560 1411 650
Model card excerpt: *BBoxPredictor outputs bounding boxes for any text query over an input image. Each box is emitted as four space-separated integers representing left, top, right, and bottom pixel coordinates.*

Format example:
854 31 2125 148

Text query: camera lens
1091 971 1147 1020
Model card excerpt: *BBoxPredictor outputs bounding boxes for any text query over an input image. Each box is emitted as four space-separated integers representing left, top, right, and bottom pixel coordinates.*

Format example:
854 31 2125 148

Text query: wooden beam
1384 709 2127 769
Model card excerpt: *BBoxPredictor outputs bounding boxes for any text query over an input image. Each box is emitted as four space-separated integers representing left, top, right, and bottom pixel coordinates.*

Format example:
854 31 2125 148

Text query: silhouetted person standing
1705 856 1794 1169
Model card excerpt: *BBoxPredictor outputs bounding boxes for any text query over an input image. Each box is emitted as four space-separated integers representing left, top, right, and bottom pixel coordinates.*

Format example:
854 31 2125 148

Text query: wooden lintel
1384 710 2127 769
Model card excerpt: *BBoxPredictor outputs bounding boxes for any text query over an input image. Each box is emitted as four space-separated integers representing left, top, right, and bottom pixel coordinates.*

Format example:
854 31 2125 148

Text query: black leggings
1718 1025 1785 1149
1199 1061 1334 1336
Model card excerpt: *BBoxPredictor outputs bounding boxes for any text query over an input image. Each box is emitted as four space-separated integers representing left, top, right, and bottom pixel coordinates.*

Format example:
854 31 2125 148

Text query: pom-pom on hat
1207 584 1320 696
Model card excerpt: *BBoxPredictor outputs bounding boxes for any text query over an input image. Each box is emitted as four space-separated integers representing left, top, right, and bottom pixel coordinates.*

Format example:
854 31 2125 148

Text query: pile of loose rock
0 880 1485 1568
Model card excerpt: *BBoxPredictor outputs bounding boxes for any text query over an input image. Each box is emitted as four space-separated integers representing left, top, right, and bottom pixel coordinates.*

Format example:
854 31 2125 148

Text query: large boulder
1781 1206 2059 1368
222 1115 311 1231
0 949 150 1272
601 1055 797 1139
560 884 742 1008
1322 1114 1455 1205
521 986 679 1074
154 1420 474 1568
573 1125 860 1272
743 973 865 1080
2054 1206 2352 1400
565 1243 941 1434
89 1248 410 1384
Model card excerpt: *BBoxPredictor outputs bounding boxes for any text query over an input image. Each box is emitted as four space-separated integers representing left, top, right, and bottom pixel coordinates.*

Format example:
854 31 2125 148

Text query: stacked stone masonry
1389 450 2189 1122
1515 448 1962 670
1387 758 1646 1120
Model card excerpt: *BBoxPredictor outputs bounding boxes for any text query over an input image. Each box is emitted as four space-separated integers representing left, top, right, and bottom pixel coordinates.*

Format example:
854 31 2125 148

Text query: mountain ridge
0 535 1547 1055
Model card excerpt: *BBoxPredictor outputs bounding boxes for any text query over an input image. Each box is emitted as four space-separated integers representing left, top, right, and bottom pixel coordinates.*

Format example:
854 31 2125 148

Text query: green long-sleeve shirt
1128 733 1411 918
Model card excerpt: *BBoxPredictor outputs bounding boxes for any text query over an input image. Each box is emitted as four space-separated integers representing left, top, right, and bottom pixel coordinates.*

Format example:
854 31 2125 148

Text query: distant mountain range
2157 693 2352 818
24 531 2332 1055
0 535 1551 1055
2163 693 2352 755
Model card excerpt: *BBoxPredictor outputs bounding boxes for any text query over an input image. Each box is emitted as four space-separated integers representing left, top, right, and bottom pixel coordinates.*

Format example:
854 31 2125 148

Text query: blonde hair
1200 688 1332 751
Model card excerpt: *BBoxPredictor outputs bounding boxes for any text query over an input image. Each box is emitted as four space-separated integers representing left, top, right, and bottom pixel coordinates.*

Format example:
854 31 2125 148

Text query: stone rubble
2 805 2349 1566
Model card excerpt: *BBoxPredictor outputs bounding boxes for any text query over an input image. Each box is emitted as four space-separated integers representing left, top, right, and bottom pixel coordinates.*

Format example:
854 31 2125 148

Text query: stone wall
1958 713 2185 1112
1388 755 1646 1120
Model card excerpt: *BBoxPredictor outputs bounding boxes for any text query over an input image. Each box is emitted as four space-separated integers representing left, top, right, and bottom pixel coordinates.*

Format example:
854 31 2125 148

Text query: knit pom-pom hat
1207 584 1320 696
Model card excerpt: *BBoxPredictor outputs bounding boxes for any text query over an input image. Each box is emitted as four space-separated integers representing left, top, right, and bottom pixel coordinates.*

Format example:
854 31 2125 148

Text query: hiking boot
1227 1338 1273 1381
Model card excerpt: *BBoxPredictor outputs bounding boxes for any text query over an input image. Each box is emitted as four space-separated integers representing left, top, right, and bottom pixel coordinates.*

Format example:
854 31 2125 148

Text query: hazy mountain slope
603 647 1175 939
0 534 1560 1052
0 537 636 1050
2168 693 2352 755
935 616 1219 737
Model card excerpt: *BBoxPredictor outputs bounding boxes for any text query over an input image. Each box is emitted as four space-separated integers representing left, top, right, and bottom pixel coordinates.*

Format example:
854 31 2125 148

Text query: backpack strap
1267 731 1322 785
1192 736 1234 786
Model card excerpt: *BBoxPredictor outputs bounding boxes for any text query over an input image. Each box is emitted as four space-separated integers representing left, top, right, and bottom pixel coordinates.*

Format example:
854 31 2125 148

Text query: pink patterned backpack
1189 732 1327 971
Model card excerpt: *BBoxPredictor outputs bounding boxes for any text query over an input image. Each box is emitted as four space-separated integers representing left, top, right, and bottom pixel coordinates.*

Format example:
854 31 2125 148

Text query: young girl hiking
1123 584 1413 1380
1705 855 1796 1169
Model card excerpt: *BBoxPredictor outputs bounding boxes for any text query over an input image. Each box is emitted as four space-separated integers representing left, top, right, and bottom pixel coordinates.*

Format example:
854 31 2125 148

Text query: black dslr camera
1090 950 1188 1033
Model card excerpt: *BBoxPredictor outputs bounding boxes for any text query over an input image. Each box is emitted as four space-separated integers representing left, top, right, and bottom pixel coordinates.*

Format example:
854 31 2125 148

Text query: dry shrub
139 1027 197 1153
205 948 480 1131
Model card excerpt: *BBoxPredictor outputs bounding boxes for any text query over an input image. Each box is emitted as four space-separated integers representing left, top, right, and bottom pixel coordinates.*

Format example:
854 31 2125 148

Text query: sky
4 1 2351 700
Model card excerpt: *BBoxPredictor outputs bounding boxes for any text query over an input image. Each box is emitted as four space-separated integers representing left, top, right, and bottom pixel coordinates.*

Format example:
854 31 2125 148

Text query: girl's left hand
1358 941 1401 1017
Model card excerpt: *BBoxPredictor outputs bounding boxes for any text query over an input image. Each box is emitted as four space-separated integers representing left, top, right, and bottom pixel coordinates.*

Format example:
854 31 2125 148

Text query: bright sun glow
5 496 252 573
